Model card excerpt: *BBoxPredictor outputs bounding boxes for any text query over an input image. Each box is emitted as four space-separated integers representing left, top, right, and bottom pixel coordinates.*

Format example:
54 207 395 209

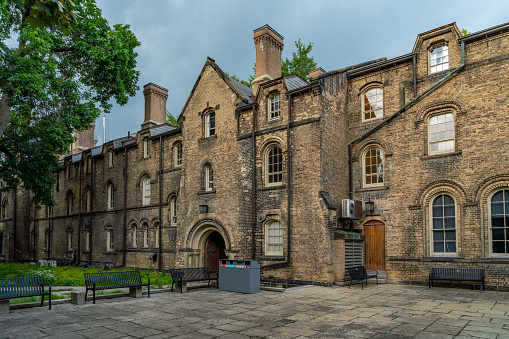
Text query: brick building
1 22 508 288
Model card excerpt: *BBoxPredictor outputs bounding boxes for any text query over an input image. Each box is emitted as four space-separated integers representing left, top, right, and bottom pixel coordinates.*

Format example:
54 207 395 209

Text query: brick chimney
252 25 284 96
142 83 168 130
71 122 97 154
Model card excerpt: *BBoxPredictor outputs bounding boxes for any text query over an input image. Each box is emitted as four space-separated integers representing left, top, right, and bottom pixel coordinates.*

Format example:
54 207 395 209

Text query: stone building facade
1 22 508 288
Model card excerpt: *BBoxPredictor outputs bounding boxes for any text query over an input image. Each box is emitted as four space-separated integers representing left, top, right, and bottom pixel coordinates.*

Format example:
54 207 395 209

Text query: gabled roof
91 145 103 157
412 22 461 53
150 124 180 138
284 75 309 92
179 57 253 117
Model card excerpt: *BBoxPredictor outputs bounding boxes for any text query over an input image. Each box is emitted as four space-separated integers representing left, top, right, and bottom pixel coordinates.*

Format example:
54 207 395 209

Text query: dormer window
268 93 281 120
430 45 449 74
205 112 215 137
362 86 383 121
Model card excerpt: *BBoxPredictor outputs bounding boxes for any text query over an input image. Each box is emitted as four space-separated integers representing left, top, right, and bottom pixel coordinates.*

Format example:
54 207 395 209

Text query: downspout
48 206 51 260
413 55 417 98
251 105 256 260
25 190 30 261
122 141 128 267
348 42 466 196
89 157 94 264
261 92 293 269
77 160 82 263
13 192 17 262
158 135 162 271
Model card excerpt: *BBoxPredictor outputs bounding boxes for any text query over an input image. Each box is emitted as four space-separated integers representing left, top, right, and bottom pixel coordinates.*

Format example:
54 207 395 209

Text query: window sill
166 166 182 173
199 135 217 143
356 185 388 193
421 150 462 160
259 255 285 261
265 116 282 124
259 184 286 191
198 189 216 195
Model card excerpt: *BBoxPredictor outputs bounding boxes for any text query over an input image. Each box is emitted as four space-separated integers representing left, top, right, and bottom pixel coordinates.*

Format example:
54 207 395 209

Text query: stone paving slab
1 284 509 338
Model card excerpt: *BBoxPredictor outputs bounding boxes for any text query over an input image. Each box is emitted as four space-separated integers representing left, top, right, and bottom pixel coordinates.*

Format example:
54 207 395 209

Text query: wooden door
364 221 385 271
205 232 226 278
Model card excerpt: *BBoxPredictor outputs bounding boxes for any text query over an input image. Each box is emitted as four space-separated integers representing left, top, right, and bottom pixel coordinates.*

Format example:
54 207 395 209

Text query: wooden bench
0 276 51 311
84 271 150 304
168 267 217 293
429 268 485 291
346 266 378 289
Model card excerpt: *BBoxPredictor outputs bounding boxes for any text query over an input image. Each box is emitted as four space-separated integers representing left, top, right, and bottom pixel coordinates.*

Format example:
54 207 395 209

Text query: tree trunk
0 93 10 138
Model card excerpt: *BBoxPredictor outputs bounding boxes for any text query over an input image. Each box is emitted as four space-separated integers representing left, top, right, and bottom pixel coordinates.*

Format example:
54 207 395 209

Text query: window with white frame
174 142 182 167
204 164 214 191
170 196 178 225
143 223 149 247
266 220 283 255
363 147 384 187
205 111 215 137
429 113 454 154
154 222 159 248
142 176 151 205
85 230 90 252
490 189 509 255
362 87 383 121
266 145 283 186
108 150 113 167
143 138 149 158
132 224 138 247
431 194 456 255
430 45 449 74
268 93 281 120
106 228 114 251
67 192 74 214
107 183 114 210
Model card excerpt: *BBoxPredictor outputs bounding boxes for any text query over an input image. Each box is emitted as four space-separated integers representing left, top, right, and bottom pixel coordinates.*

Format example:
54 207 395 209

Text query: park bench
84 271 150 304
0 276 51 312
346 266 378 289
429 268 485 291
168 267 217 293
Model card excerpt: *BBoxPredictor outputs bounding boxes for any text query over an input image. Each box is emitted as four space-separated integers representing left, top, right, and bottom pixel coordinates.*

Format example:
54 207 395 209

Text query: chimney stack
252 25 284 96
308 67 325 81
142 83 168 130
71 122 97 154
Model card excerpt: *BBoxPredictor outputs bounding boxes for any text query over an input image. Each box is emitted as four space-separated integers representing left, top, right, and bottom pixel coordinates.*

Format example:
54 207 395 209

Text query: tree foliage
460 28 470 37
0 0 140 206
166 110 178 127
281 39 317 80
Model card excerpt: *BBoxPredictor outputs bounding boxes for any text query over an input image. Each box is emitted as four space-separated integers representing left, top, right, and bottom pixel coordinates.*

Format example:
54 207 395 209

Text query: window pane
493 241 505 253
444 206 455 217
444 217 455 229
434 231 444 241
434 242 444 252
493 228 505 240
445 230 456 241
492 191 504 202
432 206 442 217
446 242 456 253
492 203 504 215
433 218 443 229
492 216 504 228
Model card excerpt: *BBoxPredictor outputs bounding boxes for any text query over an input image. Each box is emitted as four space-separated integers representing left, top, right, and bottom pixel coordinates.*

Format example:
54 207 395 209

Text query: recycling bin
219 259 260 293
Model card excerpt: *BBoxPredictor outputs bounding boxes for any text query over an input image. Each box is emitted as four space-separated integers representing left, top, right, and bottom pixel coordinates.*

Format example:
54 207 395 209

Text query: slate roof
71 154 82 163
150 124 179 138
91 145 103 157
284 75 309 92
227 76 253 103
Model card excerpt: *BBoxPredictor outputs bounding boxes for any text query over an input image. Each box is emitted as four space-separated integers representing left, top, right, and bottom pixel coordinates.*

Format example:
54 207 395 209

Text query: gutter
158 135 162 271
348 42 466 199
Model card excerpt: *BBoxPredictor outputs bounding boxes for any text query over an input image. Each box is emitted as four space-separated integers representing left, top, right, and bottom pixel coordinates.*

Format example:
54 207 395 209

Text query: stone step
366 270 387 284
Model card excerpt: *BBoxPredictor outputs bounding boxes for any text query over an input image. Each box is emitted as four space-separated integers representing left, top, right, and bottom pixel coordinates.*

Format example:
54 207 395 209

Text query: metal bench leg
40 284 45 307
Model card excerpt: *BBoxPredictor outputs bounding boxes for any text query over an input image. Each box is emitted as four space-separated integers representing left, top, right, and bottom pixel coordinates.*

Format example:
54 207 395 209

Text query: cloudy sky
94 0 509 144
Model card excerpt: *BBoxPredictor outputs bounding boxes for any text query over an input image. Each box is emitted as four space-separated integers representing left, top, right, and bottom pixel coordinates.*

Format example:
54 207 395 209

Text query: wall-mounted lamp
365 198 374 212
199 204 208 214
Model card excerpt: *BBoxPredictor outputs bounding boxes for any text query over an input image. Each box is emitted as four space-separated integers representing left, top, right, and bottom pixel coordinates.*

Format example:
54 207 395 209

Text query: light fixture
365 198 374 212
199 204 208 214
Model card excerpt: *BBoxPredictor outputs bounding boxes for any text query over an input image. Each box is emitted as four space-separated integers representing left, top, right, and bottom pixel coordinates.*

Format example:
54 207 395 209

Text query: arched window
174 142 182 167
266 220 283 255
142 176 151 205
170 196 178 225
268 93 281 120
67 192 74 215
107 183 114 210
205 111 215 137
204 164 214 191
132 224 138 247
143 138 149 158
363 147 384 187
431 194 456 255
362 86 383 121
142 222 149 247
490 189 509 255
106 228 114 251
153 222 159 248
1 198 7 219
428 113 454 154
266 145 282 186
430 45 449 74
85 189 91 213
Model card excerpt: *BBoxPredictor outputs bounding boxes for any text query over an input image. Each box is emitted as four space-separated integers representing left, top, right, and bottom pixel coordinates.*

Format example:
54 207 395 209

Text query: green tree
460 28 470 37
0 0 140 206
166 110 178 127
281 39 317 80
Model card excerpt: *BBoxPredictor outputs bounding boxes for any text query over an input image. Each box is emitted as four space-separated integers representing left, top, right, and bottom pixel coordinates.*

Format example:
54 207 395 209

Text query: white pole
103 116 106 144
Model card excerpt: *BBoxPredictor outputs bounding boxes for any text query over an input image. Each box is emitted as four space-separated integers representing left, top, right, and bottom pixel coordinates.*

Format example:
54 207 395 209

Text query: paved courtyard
1 283 509 338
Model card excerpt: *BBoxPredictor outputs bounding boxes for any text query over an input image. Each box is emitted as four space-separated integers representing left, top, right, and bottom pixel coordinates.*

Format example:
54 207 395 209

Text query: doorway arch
186 219 231 271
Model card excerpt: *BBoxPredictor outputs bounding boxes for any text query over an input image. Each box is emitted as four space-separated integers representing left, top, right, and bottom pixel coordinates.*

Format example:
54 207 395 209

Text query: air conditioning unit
342 199 363 219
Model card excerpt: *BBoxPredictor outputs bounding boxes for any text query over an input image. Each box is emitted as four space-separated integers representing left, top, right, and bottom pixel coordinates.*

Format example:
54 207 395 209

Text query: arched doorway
205 231 227 278
364 220 385 271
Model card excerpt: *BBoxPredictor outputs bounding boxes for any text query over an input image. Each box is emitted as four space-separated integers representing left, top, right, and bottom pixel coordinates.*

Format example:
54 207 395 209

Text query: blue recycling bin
219 259 260 293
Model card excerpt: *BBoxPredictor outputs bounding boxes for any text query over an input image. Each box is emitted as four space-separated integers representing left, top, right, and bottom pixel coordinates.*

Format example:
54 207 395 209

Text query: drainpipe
251 105 256 260
89 157 94 264
48 206 51 261
413 55 417 98
348 42 466 197
123 139 128 267
261 92 293 269
13 192 17 262
158 135 163 271
77 160 82 263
